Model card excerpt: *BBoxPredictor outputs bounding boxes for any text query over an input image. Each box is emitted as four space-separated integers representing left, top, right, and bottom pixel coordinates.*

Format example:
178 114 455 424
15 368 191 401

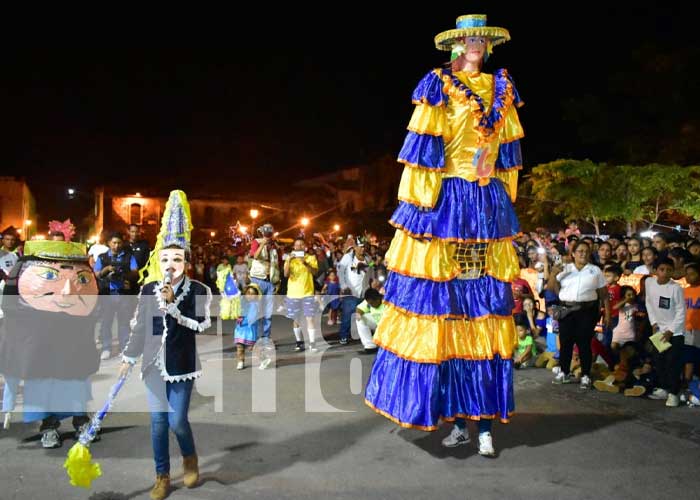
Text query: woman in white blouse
547 241 611 389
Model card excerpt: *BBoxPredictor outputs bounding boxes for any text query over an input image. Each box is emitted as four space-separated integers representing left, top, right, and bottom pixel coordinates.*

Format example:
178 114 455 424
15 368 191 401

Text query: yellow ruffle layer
407 103 447 137
385 230 519 283
397 167 442 208
374 304 517 363
495 168 520 203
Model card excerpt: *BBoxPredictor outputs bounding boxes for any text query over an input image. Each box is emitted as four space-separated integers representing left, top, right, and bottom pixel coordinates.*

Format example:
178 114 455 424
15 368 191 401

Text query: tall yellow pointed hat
140 190 193 284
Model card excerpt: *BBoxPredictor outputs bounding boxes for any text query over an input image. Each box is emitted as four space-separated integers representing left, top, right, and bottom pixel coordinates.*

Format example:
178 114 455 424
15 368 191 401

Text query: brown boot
183 453 199 488
150 473 170 500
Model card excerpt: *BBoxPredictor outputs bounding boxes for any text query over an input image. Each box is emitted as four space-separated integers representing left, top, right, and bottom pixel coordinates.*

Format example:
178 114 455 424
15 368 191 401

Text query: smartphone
292 250 305 258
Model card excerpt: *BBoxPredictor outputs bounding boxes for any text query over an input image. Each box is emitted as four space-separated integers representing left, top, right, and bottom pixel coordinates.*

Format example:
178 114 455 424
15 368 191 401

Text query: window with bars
452 242 488 279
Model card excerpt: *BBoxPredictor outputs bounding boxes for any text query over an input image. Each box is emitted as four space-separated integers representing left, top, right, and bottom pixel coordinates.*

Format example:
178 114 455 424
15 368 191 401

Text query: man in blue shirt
94 231 139 359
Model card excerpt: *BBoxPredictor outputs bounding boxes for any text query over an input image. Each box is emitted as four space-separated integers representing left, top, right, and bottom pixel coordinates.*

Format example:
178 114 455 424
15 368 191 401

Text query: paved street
2 317 700 500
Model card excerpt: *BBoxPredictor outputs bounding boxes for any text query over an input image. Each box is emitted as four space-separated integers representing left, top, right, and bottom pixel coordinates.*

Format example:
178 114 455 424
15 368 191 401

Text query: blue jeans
455 418 492 434
99 292 134 352
339 296 362 340
146 372 196 474
250 277 274 338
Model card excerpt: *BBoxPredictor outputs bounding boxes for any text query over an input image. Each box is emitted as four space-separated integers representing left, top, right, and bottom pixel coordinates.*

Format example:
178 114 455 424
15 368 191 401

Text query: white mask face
159 248 186 280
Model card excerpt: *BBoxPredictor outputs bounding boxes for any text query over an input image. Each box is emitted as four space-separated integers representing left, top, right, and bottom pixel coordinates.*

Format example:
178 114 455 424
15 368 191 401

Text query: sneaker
441 426 470 448
579 375 592 390
294 341 305 352
552 372 574 384
665 393 680 407
259 358 272 370
680 392 688 403
623 385 646 397
552 366 562 376
359 347 379 355
688 395 700 407
648 388 669 400
236 361 244 370
593 376 619 393
477 432 496 457
339 338 349 345
100 350 111 361
41 429 62 449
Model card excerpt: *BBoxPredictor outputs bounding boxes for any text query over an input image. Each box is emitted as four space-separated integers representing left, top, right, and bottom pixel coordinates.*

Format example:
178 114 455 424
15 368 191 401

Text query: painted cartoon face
464 36 487 64
159 248 186 280
18 260 98 315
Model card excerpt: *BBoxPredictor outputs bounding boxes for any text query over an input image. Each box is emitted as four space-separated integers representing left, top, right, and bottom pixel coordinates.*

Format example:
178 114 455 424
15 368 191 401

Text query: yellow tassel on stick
64 442 102 488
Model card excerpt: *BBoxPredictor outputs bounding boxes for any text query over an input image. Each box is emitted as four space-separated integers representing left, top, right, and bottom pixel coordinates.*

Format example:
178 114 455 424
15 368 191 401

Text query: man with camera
283 237 319 352
94 231 139 359
337 237 371 345
248 223 281 338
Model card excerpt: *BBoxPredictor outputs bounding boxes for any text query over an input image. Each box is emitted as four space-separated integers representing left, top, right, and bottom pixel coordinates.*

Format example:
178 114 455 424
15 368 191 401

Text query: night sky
3 4 697 216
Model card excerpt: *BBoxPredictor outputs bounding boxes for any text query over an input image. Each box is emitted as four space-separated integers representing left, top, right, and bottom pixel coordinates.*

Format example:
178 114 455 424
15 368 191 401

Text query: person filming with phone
283 237 320 352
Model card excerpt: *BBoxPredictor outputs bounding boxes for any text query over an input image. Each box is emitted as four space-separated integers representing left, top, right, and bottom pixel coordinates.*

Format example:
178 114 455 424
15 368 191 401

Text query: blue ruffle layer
411 70 445 106
365 349 514 428
495 140 522 170
398 132 445 169
383 272 513 318
390 177 520 241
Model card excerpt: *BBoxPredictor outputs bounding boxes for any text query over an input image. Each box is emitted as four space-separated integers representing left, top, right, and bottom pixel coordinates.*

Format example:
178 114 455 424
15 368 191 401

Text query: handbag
550 303 581 321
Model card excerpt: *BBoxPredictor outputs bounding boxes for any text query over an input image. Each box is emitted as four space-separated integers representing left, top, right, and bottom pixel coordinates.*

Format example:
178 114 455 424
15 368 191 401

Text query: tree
525 159 620 235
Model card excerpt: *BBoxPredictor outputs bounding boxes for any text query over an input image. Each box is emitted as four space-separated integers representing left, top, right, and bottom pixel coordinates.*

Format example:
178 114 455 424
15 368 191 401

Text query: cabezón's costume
365 14 523 433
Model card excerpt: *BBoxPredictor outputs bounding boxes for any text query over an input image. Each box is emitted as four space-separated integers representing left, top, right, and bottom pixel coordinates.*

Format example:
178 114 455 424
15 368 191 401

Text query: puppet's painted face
159 248 186 280
18 260 98 315
463 36 487 65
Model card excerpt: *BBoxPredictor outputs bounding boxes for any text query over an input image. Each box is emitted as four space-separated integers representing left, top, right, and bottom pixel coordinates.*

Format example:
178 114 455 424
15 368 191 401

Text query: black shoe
294 341 305 352
359 347 378 355
339 338 349 345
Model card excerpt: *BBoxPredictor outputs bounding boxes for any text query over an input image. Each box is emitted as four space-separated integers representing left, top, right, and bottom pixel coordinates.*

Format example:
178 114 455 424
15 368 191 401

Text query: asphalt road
1 317 699 500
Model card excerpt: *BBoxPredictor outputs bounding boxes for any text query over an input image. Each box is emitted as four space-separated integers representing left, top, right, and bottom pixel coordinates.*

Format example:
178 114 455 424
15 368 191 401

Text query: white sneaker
441 425 470 447
688 395 700 407
477 432 496 457
665 393 680 407
579 375 592 390
552 372 574 384
100 350 111 361
648 388 669 400
236 361 244 370
552 366 562 375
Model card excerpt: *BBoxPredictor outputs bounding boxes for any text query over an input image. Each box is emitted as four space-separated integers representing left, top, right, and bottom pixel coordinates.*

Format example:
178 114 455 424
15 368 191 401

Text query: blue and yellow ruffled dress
364 67 524 430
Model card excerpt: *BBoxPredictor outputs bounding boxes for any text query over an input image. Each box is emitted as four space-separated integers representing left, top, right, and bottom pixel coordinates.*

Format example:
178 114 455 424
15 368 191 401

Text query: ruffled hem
364 349 514 430
390 177 519 241
383 272 514 318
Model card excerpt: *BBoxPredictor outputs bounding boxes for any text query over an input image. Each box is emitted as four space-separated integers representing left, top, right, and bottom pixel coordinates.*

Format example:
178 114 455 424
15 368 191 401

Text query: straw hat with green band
23 240 88 261
434 14 510 60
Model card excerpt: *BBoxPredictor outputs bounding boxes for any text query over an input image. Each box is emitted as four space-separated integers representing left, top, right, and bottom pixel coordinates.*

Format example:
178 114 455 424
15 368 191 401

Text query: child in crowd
603 264 623 347
321 269 341 325
234 284 262 370
514 317 536 369
646 258 687 407
535 292 560 370
522 295 546 338
611 286 638 353
683 262 700 391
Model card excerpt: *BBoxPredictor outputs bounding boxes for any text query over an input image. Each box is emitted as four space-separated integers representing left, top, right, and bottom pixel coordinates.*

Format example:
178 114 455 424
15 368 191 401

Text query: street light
210 231 216 238
300 217 309 228
250 209 259 236
333 224 340 232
